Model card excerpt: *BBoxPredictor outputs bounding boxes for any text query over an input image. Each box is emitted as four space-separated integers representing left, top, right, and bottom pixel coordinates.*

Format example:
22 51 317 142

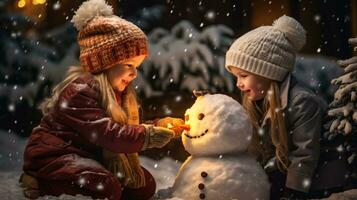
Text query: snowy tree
134 20 235 97
328 37 357 135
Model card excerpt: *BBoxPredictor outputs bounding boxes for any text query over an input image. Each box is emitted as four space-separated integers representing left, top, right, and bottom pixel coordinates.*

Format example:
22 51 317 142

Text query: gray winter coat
261 74 350 193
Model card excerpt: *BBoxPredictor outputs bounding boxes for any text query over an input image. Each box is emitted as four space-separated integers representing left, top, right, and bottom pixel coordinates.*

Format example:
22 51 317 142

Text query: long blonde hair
244 81 290 172
40 66 145 187
40 66 139 125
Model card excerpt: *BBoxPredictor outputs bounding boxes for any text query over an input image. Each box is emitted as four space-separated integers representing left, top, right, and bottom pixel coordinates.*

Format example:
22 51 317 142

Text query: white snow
0 130 181 200
182 94 252 156
170 94 270 200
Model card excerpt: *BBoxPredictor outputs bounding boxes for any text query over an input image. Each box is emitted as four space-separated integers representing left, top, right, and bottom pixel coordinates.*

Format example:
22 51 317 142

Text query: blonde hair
244 81 290 172
40 65 144 187
39 66 139 125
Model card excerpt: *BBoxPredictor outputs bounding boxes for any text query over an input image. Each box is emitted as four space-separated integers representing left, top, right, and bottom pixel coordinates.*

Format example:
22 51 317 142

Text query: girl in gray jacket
225 15 351 199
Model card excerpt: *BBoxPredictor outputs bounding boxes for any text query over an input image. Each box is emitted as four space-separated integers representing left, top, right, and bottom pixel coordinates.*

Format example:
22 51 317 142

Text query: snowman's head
182 94 252 156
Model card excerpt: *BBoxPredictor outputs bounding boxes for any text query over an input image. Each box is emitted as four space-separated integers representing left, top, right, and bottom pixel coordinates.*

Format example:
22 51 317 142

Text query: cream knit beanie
225 15 306 81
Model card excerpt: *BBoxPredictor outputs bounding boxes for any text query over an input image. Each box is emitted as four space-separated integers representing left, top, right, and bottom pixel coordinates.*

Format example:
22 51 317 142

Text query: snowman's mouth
184 129 209 139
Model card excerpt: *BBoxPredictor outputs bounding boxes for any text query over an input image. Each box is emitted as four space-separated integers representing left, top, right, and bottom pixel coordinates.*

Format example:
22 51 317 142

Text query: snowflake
246 135 252 141
206 10 215 20
154 163 158 168
302 179 310 188
8 104 15 112
53 1 61 10
91 132 98 141
60 101 68 109
175 95 182 102
317 48 321 53
78 177 86 187
258 128 264 136
97 183 104 190
117 172 124 179
314 15 321 23
336 145 344 152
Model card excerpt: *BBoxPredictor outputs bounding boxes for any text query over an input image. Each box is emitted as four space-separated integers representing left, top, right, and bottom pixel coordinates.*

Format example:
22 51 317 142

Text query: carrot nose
178 124 190 131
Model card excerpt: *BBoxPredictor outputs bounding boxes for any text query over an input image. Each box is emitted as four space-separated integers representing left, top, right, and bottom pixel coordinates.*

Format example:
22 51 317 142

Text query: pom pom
71 0 113 30
273 15 306 51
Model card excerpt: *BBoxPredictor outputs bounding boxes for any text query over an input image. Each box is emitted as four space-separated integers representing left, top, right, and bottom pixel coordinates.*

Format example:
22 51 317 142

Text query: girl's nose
236 80 243 89
128 68 138 80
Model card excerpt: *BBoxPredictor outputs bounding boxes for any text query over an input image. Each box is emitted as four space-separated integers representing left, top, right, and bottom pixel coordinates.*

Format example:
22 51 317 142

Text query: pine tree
328 37 357 136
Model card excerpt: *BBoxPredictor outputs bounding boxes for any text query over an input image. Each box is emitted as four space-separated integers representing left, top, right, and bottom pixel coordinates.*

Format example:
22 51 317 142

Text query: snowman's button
198 183 205 190
201 171 208 178
199 193 205 199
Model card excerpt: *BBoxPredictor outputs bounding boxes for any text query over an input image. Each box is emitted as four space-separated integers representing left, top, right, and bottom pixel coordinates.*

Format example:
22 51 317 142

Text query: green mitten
142 125 174 150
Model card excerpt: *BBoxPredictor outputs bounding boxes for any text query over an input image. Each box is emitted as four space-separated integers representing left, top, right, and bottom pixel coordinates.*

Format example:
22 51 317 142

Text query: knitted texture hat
225 15 306 81
71 0 148 74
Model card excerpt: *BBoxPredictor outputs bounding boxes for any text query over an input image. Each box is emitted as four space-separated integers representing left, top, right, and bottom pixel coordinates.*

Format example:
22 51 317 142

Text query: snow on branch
138 20 235 96
328 36 357 135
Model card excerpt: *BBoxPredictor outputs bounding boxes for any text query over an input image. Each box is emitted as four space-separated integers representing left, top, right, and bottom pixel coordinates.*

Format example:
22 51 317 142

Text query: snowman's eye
198 113 205 120
185 115 189 121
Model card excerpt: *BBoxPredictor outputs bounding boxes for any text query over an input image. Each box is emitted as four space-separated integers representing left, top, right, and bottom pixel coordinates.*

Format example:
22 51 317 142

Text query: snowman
169 93 270 200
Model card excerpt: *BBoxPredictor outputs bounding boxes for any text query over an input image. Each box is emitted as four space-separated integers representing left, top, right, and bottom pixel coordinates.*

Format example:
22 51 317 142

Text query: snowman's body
171 94 270 200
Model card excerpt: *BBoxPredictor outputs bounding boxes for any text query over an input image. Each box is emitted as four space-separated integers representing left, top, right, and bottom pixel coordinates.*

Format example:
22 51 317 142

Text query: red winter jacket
23 74 146 178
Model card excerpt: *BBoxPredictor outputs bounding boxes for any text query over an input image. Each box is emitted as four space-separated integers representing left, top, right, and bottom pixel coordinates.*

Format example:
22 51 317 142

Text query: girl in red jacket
20 0 183 199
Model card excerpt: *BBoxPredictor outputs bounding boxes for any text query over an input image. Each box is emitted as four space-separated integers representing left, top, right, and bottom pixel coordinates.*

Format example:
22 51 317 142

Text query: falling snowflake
175 95 182 102
117 172 124 179
53 1 61 10
78 177 86 187
91 132 98 141
8 104 15 112
60 100 68 109
97 183 104 190
314 15 321 23
302 179 311 188
336 145 344 152
205 10 216 20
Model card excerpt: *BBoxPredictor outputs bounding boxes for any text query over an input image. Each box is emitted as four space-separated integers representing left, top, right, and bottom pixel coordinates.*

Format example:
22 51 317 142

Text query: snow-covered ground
1 131 357 200
0 131 181 200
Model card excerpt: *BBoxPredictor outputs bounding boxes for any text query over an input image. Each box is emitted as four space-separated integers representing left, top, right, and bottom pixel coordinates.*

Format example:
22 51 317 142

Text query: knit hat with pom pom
71 0 148 74
225 15 306 81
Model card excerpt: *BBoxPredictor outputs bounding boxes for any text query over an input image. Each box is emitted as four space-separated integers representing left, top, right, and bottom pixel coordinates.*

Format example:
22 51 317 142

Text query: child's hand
156 117 185 138
142 125 175 150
